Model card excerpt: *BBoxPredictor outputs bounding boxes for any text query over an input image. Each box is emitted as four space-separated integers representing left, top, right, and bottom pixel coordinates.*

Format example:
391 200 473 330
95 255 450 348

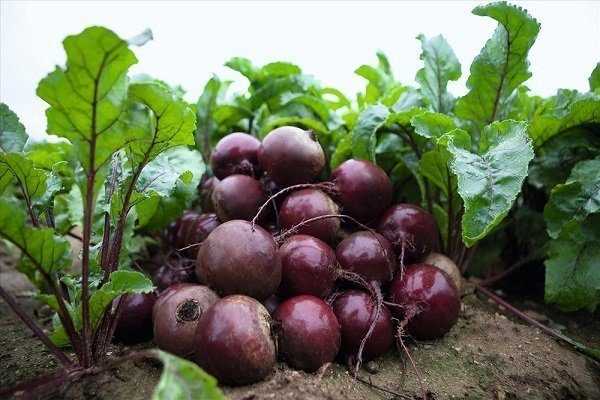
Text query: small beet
331 159 392 223
258 126 325 186
170 212 219 258
210 132 261 179
279 188 340 244
388 263 460 340
114 292 157 344
152 261 196 291
273 295 341 372
212 174 267 222
279 235 336 298
153 284 219 358
332 290 394 361
423 252 462 293
377 204 439 264
196 220 281 300
195 295 276 385
336 231 396 283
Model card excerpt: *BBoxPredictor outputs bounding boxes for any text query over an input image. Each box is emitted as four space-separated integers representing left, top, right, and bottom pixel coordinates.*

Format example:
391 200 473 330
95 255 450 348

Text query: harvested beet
153 283 219 358
377 204 439 264
332 290 394 361
199 176 219 212
388 263 460 340
114 292 157 344
273 295 341 372
152 261 196 291
262 295 281 315
279 188 339 244
336 231 396 283
210 132 261 179
195 295 276 385
331 159 392 223
170 212 219 258
258 126 325 186
424 252 462 293
278 235 336 298
196 220 281 300
212 174 267 222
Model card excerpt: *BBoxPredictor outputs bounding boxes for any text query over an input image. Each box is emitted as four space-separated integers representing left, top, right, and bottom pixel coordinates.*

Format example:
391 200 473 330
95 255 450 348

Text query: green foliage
0 103 28 152
351 104 390 162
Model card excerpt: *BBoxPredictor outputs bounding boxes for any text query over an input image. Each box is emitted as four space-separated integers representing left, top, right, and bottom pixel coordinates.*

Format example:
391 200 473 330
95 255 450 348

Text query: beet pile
129 126 462 386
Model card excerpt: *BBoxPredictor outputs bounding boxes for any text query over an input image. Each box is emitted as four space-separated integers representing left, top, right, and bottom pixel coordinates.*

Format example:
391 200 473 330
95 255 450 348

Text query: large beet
195 295 276 385
336 231 396 283
152 284 219 358
210 132 261 179
278 235 336 298
377 204 439 264
196 220 281 300
211 174 267 222
114 292 157 344
258 126 325 186
273 295 341 372
332 290 394 361
388 263 460 340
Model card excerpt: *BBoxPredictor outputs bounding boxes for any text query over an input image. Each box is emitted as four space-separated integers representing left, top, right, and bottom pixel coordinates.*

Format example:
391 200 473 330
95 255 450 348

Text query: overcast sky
1 1 599 138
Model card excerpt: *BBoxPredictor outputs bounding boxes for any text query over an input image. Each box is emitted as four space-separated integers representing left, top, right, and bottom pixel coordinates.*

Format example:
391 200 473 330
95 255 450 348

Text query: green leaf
448 120 534 246
352 104 390 162
212 104 252 126
259 116 328 138
330 135 353 170
415 34 461 113
0 198 71 273
152 350 225 400
261 61 301 78
250 75 318 110
410 111 456 140
544 158 600 239
0 153 47 200
0 103 28 152
194 75 231 155
545 217 600 312
225 57 258 82
376 51 393 77
590 62 600 92
37 26 138 171
321 87 351 110
455 2 540 126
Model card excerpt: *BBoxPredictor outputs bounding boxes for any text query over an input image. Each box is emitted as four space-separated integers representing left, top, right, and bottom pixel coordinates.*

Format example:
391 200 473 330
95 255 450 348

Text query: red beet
388 263 460 340
152 261 196 291
170 212 219 258
196 220 281 300
377 204 439 264
211 174 267 222
195 295 276 385
153 284 219 358
279 188 340 244
336 231 396 283
278 235 336 298
210 132 261 179
273 295 341 372
199 176 219 212
114 292 157 344
258 126 325 186
331 159 392 223
332 290 394 361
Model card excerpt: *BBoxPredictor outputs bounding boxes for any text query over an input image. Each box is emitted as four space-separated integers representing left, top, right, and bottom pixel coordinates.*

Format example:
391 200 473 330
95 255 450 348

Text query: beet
113 292 157 344
423 252 462 293
278 235 336 298
152 261 196 291
336 231 396 283
258 126 325 186
273 295 341 372
279 188 340 244
210 132 261 179
331 159 392 222
377 204 439 264
196 220 281 300
195 295 276 385
212 174 267 222
332 290 394 361
388 263 460 340
170 212 219 258
199 176 219 212
153 283 219 358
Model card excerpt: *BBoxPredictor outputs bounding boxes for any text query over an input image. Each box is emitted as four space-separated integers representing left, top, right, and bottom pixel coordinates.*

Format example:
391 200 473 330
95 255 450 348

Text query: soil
1 245 599 400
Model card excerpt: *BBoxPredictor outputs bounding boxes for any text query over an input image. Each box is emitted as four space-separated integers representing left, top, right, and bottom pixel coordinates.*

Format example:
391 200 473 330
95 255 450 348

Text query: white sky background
1 0 599 138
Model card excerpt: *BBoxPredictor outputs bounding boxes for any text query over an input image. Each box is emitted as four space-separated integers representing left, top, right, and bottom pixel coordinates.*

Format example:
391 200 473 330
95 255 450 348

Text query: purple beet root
336 231 396 283
195 295 276 385
388 263 460 340
377 204 439 264
153 283 219 358
114 292 157 344
279 188 340 244
210 132 261 179
196 220 281 300
331 159 392 223
170 212 220 258
273 295 341 372
212 174 267 222
279 235 336 298
332 290 394 361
